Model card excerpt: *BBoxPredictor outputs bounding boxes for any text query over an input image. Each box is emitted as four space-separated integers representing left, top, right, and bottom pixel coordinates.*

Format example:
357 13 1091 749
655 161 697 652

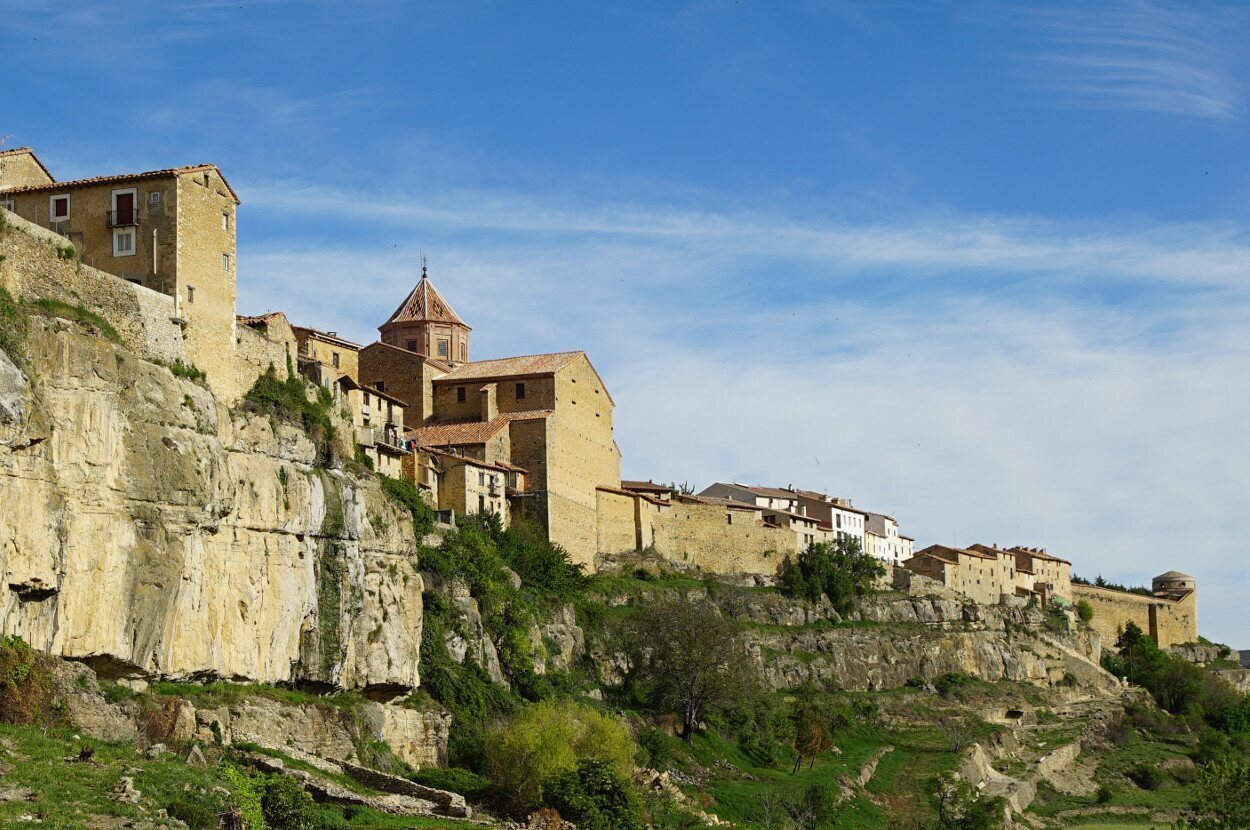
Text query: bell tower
378 262 471 364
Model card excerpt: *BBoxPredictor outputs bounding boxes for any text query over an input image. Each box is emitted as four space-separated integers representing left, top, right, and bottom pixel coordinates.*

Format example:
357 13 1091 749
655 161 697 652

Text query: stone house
419 447 524 526
865 513 907 566
791 490 868 550
698 482 801 514
358 341 453 428
294 325 361 386
236 311 298 383
0 148 241 397
904 544 1014 606
334 376 407 478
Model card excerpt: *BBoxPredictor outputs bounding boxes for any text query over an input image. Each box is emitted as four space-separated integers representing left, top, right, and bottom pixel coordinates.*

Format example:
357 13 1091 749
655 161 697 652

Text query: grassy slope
0 722 472 830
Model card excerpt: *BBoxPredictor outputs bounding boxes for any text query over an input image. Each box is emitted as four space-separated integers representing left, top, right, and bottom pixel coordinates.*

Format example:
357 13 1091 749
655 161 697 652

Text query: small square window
222 253 230 271
456 386 466 403
149 191 162 204
405 339 417 352
515 382 526 399
437 338 449 357
51 195 69 220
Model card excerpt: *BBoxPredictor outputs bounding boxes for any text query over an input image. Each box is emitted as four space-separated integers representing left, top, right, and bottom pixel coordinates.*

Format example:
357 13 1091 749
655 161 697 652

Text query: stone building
418 447 525 526
334 376 408 477
1 148 241 396
791 490 868 550
294 325 362 385
904 544 1015 606
358 341 452 428
1072 572 1198 649
699 482 801 513
866 512 907 566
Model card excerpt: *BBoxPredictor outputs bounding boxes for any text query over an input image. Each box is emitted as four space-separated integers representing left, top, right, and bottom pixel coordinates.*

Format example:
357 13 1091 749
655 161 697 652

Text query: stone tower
1152 570 1196 595
378 265 471 365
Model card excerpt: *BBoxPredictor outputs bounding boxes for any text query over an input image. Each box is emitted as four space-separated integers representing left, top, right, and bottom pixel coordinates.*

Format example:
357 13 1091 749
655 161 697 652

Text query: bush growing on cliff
379 474 436 537
1075 599 1094 623
0 635 56 725
778 537 884 616
242 366 336 465
545 758 643 830
0 286 27 365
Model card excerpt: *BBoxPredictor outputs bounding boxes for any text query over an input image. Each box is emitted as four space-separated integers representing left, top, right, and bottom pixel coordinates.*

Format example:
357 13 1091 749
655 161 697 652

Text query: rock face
0 320 422 693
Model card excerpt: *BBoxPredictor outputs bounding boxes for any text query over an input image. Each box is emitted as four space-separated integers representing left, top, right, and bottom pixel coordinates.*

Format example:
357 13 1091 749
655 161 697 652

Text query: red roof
382 271 470 329
0 160 240 204
406 409 553 447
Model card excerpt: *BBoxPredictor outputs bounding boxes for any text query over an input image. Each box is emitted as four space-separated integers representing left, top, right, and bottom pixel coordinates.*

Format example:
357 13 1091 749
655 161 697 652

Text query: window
1 199 13 212
222 253 230 271
405 339 417 352
437 338 449 357
113 228 136 257
515 382 526 400
331 352 340 369
50 195 69 220
373 381 385 391
479 471 486 486
221 211 229 230
727 514 733 525
460 342 467 361
187 285 196 304
149 191 162 204
456 386 466 403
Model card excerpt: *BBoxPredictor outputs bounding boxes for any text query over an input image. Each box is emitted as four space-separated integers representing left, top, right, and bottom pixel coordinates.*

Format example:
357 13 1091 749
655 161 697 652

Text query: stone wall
235 320 295 388
596 488 639 555
1 208 184 365
650 499 788 577
1072 584 1197 649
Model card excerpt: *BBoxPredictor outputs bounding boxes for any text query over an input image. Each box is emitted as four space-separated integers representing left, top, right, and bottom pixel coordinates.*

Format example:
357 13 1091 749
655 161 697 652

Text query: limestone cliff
0 317 423 694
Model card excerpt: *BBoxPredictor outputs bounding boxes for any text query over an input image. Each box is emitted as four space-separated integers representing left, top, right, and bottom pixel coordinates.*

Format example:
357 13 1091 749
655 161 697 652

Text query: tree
620 599 757 740
485 700 637 815
1182 756 1250 830
777 537 884 615
926 774 1005 830
1075 600 1094 623
545 758 642 830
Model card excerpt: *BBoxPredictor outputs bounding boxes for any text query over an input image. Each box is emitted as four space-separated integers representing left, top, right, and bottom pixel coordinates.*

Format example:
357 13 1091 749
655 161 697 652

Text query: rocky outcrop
0 320 423 693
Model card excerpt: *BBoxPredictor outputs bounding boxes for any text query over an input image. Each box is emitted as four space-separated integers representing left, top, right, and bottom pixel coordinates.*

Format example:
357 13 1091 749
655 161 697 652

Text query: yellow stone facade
1072 582 1198 650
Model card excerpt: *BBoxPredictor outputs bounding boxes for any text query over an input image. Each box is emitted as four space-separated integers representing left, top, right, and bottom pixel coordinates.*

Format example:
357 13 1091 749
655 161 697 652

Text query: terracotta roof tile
406 409 553 447
621 480 673 493
0 161 240 204
335 375 409 408
290 325 363 350
383 272 469 329
436 351 585 382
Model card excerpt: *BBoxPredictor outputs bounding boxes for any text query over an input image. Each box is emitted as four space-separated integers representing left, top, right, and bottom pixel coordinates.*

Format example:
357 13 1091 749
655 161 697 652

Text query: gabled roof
0 160 240 204
290 325 362 350
420 445 527 474
436 351 583 382
406 409 553 447
382 271 470 330
730 483 798 500
359 340 454 372
237 311 290 328
0 147 54 183
621 480 673 494
335 375 409 408
914 544 997 563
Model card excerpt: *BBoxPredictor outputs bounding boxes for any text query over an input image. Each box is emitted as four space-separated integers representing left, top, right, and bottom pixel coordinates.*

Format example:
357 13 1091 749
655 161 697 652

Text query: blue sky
4 0 1249 646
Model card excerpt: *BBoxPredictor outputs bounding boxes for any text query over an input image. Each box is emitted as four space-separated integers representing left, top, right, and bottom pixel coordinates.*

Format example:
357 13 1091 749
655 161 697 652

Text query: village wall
650 500 787 577
1 209 183 365
1072 584 1197 649
596 488 639 555
235 322 294 389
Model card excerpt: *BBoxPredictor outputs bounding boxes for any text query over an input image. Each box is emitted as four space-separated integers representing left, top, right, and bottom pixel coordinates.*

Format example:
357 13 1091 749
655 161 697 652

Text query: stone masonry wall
1072 584 1197 649
1 208 184 364
649 500 789 578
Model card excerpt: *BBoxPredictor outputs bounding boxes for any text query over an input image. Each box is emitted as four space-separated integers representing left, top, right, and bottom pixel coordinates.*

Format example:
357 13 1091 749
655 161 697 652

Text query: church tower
378 264 471 364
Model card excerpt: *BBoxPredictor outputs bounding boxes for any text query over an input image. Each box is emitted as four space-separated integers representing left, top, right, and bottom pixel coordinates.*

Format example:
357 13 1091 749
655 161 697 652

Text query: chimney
479 383 498 422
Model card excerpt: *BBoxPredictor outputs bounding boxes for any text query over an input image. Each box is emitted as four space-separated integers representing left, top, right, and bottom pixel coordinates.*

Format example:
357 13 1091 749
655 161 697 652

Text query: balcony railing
357 426 404 451
106 208 141 228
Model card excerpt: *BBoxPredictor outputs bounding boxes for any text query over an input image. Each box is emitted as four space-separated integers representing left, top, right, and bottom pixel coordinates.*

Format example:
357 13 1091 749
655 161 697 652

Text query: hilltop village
0 146 1201 649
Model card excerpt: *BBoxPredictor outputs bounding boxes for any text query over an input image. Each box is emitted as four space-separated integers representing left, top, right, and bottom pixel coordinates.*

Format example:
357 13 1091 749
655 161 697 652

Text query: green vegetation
485 699 637 814
242 366 337 465
380 474 436 537
30 297 120 343
1103 622 1250 733
545 758 642 830
168 358 207 382
778 538 884 615
0 635 57 725
0 285 27 364
1076 599 1095 623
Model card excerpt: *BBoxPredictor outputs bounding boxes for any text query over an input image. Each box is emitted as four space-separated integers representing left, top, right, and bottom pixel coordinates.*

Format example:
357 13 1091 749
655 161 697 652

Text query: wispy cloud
1019 1 1240 119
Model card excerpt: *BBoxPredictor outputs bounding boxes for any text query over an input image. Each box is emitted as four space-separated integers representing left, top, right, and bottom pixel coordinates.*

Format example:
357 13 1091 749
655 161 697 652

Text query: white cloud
237 181 1250 647
1019 1 1241 119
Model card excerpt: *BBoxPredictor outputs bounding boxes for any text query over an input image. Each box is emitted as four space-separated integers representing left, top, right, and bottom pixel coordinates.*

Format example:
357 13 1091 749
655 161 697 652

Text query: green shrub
496 517 586 601
486 699 638 815
261 774 323 829
545 758 642 830
0 635 56 725
31 298 120 342
222 765 267 830
1126 762 1164 791
933 672 975 699
409 767 492 802
242 367 337 465
777 537 883 615
169 358 207 382
1095 785 1112 804
380 474 436 537
638 726 677 769
0 286 26 364
167 797 220 829
1075 599 1094 623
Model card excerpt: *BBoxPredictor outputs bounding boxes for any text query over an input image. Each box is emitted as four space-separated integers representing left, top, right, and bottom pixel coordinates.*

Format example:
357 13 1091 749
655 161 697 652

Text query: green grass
147 679 365 711
30 298 121 343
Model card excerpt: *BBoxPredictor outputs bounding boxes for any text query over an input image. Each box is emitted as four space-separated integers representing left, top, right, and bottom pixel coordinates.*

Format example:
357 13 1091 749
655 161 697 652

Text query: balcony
356 426 404 452
106 208 141 228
